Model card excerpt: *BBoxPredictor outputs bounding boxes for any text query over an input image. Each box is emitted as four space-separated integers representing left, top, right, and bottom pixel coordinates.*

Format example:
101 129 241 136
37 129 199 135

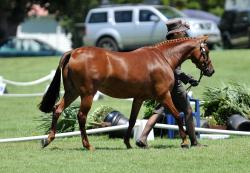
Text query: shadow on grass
149 144 179 149
51 146 129 152
47 147 64 151
45 143 205 152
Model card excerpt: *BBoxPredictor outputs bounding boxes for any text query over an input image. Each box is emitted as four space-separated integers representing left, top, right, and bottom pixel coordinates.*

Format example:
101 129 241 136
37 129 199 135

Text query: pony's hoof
124 138 132 149
125 142 132 149
126 145 132 149
87 145 95 151
181 143 190 149
41 138 50 148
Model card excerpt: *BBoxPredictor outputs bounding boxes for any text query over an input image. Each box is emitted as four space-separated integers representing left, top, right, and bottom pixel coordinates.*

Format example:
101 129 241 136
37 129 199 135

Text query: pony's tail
38 66 61 113
38 51 72 113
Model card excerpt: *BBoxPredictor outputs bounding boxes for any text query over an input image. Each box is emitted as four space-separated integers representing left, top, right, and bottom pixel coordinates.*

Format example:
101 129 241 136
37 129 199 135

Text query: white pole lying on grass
0 123 140 143
154 123 250 136
1 121 250 143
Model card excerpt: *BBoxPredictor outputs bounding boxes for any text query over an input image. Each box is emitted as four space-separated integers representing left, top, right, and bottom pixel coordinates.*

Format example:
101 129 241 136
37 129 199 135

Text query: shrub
37 103 79 134
202 83 250 125
86 105 114 129
143 99 159 119
37 104 115 133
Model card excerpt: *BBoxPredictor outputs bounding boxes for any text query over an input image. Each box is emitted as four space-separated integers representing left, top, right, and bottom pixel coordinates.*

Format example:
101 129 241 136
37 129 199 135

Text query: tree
0 0 31 42
0 0 101 46
162 0 225 16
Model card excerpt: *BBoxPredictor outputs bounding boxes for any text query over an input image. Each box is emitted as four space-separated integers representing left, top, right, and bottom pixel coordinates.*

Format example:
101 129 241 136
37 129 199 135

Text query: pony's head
190 36 215 77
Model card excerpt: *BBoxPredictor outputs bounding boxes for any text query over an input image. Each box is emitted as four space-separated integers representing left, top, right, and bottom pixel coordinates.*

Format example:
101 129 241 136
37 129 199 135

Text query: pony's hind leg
77 94 95 151
41 92 78 148
124 98 143 149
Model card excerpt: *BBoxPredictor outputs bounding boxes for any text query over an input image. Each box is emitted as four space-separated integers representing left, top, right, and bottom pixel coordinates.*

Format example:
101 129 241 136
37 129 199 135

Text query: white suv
83 5 221 51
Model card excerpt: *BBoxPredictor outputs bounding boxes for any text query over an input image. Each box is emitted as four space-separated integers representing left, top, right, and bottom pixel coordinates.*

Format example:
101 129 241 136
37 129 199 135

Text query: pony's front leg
78 95 95 151
124 99 143 149
162 92 189 148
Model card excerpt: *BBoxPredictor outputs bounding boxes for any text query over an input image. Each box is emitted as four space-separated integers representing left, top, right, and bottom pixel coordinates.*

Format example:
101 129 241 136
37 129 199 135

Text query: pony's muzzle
204 68 214 77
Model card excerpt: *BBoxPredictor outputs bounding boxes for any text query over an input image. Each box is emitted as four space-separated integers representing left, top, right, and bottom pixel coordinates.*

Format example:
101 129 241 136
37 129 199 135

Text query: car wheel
97 37 118 51
223 38 232 49
248 29 250 48
222 35 232 49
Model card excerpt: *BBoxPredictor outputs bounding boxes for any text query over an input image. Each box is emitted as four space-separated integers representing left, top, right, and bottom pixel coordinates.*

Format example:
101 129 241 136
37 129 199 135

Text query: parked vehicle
83 5 221 51
182 9 221 25
0 37 63 57
219 9 250 49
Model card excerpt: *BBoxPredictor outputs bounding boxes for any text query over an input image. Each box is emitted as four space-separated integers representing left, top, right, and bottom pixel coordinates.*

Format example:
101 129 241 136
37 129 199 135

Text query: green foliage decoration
86 105 115 129
37 104 115 133
202 83 250 126
143 99 159 119
37 103 79 134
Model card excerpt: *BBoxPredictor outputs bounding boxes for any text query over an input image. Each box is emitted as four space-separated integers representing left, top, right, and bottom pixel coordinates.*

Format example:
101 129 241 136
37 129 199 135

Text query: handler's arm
174 67 195 85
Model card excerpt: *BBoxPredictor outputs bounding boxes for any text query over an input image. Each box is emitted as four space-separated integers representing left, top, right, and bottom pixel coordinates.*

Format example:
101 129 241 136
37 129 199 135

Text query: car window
89 12 107 23
114 10 133 23
40 42 52 51
221 11 236 24
248 11 250 23
235 11 249 24
21 39 40 51
157 6 185 19
0 39 22 51
29 40 41 51
139 10 156 22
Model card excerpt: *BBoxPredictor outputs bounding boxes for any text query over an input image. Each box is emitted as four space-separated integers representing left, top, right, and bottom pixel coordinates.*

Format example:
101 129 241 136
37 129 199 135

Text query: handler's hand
188 78 199 86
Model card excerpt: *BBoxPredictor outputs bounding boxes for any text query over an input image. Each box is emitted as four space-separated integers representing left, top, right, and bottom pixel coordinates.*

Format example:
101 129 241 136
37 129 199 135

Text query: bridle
199 42 210 72
186 42 209 91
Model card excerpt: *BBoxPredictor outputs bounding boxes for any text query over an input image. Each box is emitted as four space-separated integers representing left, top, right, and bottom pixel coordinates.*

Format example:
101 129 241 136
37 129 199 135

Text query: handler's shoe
136 139 148 148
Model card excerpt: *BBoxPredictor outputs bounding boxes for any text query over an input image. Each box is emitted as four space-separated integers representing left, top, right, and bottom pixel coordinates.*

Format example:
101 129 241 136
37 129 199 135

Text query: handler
136 18 201 148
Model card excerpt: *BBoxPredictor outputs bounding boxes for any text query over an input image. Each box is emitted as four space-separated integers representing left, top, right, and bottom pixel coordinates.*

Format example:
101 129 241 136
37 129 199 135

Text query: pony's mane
152 37 197 48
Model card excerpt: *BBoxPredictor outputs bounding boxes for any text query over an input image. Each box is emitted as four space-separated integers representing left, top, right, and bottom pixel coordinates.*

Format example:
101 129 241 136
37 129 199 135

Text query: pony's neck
155 38 197 70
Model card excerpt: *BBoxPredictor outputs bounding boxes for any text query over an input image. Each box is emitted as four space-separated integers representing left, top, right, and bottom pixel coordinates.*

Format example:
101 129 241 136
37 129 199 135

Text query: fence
0 70 55 97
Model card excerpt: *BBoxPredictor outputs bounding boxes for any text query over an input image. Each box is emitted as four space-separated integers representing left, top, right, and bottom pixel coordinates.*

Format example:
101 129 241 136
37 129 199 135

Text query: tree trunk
0 1 27 43
0 11 19 42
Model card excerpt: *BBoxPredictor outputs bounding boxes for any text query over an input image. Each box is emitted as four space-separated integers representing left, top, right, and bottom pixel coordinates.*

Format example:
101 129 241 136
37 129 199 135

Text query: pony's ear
202 35 209 42
196 35 208 45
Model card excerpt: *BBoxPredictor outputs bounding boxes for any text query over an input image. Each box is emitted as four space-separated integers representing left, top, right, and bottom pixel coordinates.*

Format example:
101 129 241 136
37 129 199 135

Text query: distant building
17 17 72 52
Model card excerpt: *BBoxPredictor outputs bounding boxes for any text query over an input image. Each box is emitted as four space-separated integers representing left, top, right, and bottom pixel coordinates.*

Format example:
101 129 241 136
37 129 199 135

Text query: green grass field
0 49 250 173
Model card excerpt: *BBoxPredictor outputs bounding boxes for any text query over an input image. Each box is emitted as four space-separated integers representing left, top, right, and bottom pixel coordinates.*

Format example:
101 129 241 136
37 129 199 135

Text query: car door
231 11 250 47
113 10 137 49
135 9 166 47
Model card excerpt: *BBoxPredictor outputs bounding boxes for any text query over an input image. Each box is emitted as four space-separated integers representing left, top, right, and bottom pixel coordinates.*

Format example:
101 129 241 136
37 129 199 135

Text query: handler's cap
166 18 190 35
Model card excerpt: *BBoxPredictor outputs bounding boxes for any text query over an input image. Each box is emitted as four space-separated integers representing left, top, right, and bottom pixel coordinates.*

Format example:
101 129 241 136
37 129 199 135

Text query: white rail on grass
0 123 140 143
153 124 250 136
0 121 250 143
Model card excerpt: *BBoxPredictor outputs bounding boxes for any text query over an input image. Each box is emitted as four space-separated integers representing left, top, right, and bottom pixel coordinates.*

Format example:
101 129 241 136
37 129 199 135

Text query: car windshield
157 6 186 19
